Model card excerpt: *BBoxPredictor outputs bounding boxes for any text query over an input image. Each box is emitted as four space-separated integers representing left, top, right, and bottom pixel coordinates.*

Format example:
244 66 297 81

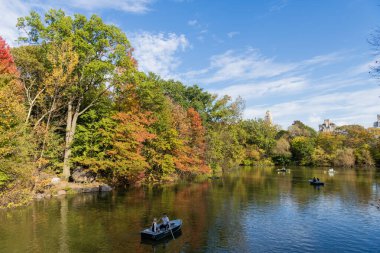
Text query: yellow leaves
44 41 79 92
0 84 25 130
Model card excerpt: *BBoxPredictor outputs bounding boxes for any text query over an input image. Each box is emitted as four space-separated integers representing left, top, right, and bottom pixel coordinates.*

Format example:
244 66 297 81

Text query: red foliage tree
187 108 210 173
0 36 17 75
171 104 210 174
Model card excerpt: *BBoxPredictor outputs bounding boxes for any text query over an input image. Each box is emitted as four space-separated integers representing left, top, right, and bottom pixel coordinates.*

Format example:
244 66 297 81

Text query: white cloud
180 47 376 129
269 0 289 12
63 0 154 13
183 48 341 85
209 77 306 99
130 32 189 79
0 0 155 45
188 19 198 26
308 115 323 124
0 0 30 45
189 49 298 84
348 60 373 76
227 31 239 38
244 87 380 129
187 19 209 37
302 52 341 66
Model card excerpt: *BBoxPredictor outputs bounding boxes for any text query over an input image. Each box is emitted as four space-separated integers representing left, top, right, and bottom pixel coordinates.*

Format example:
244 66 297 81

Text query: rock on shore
34 180 113 199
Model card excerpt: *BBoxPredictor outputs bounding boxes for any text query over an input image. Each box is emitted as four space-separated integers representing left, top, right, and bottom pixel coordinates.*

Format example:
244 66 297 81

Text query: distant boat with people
309 178 324 186
141 219 182 241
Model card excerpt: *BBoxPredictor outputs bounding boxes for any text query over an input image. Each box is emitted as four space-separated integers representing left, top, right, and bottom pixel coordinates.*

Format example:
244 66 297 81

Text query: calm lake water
1 166 380 253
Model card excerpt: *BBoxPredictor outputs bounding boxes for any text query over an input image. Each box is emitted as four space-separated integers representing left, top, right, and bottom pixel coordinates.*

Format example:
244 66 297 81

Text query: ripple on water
1 167 380 253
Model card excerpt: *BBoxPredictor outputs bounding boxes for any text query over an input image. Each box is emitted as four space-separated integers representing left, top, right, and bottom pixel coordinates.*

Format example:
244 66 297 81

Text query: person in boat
151 218 158 233
159 213 170 231
317 178 320 182
312 177 316 182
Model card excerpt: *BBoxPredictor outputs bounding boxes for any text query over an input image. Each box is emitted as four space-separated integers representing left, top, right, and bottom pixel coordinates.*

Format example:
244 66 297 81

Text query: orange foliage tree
171 103 210 174
107 111 156 184
0 36 34 206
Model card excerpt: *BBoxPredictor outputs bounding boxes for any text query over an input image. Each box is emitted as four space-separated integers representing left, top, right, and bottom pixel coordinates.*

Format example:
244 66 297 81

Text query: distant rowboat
141 219 182 241
308 180 324 186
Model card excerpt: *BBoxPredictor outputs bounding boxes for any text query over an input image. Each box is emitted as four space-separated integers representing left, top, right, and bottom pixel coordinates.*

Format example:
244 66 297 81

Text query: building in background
374 115 380 128
319 119 336 132
264 110 273 125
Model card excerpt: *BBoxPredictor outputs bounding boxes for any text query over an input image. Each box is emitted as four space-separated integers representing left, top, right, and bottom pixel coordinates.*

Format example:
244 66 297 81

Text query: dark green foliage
290 136 316 166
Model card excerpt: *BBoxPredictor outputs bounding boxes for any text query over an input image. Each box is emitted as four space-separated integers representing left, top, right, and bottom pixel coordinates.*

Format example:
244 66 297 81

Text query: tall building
264 110 273 125
319 119 336 133
374 114 380 128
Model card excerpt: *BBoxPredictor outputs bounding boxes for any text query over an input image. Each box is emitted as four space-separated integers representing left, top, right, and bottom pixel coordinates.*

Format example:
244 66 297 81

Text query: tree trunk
62 100 80 180
39 96 56 160
25 104 33 124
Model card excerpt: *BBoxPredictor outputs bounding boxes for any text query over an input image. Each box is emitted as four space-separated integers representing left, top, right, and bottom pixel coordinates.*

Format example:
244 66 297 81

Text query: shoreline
34 180 113 200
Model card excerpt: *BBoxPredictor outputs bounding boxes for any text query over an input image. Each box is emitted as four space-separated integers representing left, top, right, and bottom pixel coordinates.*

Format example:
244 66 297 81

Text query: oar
169 223 175 240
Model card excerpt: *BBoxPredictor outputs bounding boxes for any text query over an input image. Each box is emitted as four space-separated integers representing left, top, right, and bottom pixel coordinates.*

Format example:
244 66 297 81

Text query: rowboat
308 180 324 186
141 219 182 240
141 231 182 246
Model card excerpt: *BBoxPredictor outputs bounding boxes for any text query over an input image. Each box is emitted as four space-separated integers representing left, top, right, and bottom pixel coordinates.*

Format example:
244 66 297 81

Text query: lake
1 166 380 253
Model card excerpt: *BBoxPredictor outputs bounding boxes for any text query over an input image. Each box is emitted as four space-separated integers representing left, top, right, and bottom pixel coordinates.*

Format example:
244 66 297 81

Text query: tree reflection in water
0 166 379 252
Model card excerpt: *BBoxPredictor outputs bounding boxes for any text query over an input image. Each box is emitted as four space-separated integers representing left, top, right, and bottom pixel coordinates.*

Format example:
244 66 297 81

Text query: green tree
316 132 344 154
162 80 214 122
241 119 278 156
205 96 245 171
354 144 375 167
290 136 315 165
311 147 332 166
17 9 136 179
370 138 380 167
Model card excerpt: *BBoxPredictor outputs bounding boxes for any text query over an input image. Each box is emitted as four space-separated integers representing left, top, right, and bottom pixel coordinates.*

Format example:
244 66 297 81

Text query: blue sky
1 0 380 129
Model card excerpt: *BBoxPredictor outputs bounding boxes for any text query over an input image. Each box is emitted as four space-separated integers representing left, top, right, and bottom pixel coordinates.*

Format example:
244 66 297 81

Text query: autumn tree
12 45 48 125
311 147 331 167
106 111 156 184
170 104 210 175
159 78 215 122
0 36 34 206
334 148 355 167
272 138 292 165
17 9 136 179
288 120 317 138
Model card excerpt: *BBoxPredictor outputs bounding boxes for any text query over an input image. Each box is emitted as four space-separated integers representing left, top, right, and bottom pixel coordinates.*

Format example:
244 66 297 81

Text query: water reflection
59 196 68 253
0 167 379 252
141 231 182 253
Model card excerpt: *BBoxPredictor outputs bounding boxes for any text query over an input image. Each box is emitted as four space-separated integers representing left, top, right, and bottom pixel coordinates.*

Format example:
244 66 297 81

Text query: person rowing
160 213 170 231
